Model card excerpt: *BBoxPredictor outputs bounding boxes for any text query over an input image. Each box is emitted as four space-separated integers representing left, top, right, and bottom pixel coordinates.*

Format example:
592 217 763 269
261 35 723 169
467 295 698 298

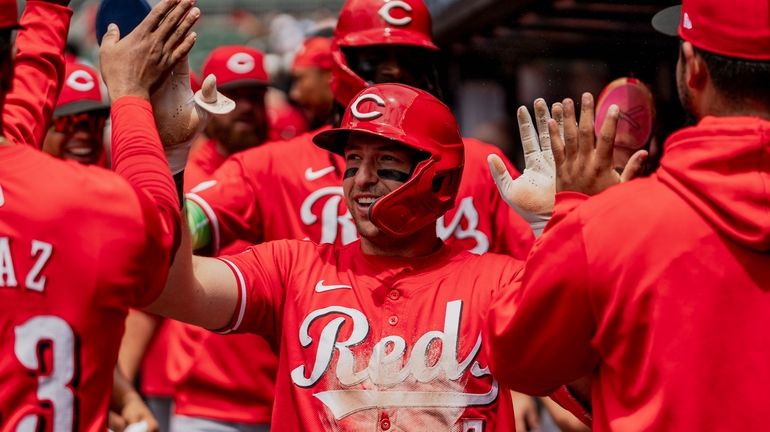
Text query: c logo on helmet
378 0 413 26
66 70 95 92
227 53 256 74
351 94 386 120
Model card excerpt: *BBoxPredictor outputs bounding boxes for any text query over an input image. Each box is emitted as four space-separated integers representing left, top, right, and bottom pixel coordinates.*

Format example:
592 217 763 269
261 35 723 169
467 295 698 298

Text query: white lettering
436 197 489 254
378 1 413 26
0 237 17 287
292 300 498 419
300 187 357 245
66 70 95 92
350 94 386 120
26 240 53 292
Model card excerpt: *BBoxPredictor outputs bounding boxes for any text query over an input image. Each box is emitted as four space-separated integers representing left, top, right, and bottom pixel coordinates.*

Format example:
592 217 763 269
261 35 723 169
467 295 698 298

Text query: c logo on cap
66 70 95 92
378 0 413 26
227 52 256 75
351 94 386 120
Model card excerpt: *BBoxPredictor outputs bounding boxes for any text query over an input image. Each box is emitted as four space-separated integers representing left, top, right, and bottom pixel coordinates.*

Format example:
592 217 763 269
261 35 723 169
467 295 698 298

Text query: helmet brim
337 28 439 51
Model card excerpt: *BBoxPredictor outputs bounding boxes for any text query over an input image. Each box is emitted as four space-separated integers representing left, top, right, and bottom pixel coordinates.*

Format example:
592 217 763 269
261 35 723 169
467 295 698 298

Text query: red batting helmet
594 77 655 150
313 83 464 237
331 0 438 106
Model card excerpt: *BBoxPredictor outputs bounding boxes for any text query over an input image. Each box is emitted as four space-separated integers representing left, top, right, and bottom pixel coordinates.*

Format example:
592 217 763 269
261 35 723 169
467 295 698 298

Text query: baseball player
148 82 523 431
290 36 335 131
42 61 110 165
0 0 198 429
485 0 770 430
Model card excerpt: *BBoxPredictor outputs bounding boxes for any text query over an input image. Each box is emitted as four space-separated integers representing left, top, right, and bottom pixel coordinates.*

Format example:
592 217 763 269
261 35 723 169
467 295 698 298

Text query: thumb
200 74 219 104
620 149 648 182
487 153 514 198
101 23 121 47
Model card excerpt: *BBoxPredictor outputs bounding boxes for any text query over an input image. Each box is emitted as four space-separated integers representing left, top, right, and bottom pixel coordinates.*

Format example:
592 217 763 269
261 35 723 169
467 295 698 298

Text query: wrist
109 87 151 102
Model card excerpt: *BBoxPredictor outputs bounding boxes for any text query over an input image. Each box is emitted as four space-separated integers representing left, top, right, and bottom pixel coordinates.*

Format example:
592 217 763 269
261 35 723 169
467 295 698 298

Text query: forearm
1 0 72 147
118 310 162 381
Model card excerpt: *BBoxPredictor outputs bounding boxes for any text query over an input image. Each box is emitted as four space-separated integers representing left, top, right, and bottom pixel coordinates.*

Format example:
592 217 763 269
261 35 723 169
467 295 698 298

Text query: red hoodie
486 116 770 431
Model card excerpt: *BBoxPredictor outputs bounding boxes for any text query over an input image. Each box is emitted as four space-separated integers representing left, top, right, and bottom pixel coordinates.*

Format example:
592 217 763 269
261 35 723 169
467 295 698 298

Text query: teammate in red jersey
486 0 770 430
0 0 197 429
150 82 522 431
42 62 110 165
184 45 270 188
290 36 335 131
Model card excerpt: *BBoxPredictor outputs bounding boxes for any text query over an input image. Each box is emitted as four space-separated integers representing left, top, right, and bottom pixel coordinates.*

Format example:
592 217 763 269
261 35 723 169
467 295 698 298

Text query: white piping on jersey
215 257 248 334
186 192 222 256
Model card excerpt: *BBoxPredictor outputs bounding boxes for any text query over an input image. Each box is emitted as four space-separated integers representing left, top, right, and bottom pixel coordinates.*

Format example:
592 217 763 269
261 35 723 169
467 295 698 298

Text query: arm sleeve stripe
214 257 248 334
186 192 221 256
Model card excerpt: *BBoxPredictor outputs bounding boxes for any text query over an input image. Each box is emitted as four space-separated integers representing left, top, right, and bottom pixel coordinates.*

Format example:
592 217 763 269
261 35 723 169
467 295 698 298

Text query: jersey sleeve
110 96 182 306
185 156 264 255
485 206 599 396
212 241 291 345
1 0 71 148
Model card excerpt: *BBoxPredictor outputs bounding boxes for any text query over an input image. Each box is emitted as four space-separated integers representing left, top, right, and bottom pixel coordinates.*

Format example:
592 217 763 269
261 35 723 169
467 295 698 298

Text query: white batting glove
151 56 234 174
488 98 562 237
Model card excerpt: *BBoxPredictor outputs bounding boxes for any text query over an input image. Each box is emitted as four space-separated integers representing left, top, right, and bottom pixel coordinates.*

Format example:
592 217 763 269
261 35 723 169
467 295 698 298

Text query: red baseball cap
201 45 270 91
0 0 20 29
292 37 333 72
55 62 110 117
652 0 770 60
594 77 655 150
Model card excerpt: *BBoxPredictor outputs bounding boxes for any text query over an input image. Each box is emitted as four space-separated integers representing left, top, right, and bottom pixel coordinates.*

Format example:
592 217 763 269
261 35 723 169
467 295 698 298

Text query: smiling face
342 133 418 240
43 110 108 165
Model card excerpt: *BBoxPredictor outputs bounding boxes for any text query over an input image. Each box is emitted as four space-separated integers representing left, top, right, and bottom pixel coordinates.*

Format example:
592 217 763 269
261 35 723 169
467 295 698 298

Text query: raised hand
489 98 562 236
99 0 200 101
549 93 647 196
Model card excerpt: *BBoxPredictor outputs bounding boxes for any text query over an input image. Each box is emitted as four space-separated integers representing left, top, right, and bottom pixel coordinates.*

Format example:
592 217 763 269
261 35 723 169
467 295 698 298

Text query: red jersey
166 137 276 422
188 132 533 258
486 116 770 431
217 239 522 431
0 144 172 431
183 138 227 190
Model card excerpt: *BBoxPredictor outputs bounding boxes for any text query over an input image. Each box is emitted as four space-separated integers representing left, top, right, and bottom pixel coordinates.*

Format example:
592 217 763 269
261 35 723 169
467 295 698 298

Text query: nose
377 55 405 82
353 160 379 189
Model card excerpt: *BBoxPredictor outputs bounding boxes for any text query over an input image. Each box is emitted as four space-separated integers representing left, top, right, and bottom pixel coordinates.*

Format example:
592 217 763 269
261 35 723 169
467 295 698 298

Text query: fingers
552 102 564 142
163 5 200 53
516 106 539 158
108 411 127 432
100 23 121 47
137 0 179 33
533 98 552 152
620 149 649 182
578 92 595 157
487 154 514 193
549 118 565 169
596 104 620 164
167 31 198 67
201 74 218 103
154 0 195 42
561 98 578 160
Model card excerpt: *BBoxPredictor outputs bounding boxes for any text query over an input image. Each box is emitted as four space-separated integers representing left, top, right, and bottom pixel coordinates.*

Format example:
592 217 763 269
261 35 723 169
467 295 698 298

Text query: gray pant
170 415 270 432
147 397 172 432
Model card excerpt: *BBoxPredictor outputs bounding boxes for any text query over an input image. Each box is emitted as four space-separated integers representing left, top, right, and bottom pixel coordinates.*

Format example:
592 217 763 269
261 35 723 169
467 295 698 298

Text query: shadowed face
290 66 333 129
43 110 108 165
342 134 416 240
205 84 268 154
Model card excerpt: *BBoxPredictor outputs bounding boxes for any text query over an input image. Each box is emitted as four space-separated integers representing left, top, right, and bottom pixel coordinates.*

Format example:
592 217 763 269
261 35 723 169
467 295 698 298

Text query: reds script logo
291 300 498 421
378 0 413 26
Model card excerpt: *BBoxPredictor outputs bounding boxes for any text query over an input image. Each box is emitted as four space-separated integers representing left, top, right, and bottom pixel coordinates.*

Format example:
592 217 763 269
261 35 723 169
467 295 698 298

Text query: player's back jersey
216 239 522 431
0 144 170 431
188 132 534 259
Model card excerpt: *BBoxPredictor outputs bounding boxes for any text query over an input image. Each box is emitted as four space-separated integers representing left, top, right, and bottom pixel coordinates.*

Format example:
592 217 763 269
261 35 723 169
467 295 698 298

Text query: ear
682 42 708 91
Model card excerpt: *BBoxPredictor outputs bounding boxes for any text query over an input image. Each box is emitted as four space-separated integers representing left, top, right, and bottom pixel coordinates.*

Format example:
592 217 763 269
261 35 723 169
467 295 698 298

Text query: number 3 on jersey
13 316 76 431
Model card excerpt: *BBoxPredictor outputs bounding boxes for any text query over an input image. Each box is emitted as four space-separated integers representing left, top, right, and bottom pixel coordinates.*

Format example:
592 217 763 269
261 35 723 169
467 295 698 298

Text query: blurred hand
99 0 200 101
489 98 562 236
512 391 541 431
549 93 647 196
109 394 158 432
